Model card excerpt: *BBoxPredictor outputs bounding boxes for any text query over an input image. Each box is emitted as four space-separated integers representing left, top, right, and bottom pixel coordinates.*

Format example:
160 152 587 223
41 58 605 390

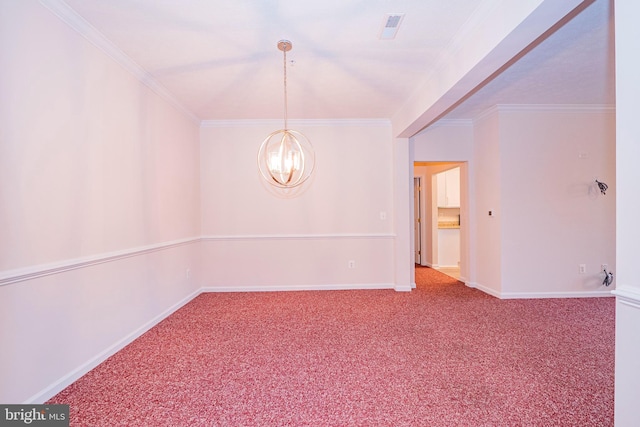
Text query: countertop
438 221 460 229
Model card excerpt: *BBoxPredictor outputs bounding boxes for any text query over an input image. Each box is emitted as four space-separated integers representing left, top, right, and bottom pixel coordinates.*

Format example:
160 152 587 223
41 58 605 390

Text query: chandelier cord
257 39 315 189
283 47 288 130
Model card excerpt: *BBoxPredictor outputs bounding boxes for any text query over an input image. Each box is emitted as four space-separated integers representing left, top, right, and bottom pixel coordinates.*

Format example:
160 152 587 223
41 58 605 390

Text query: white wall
199 121 396 290
413 121 474 162
471 111 503 296
613 0 640 425
424 106 616 299
0 1 201 403
499 107 615 297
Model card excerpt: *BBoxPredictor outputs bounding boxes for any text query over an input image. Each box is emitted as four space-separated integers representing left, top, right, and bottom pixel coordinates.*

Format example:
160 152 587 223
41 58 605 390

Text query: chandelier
258 40 315 188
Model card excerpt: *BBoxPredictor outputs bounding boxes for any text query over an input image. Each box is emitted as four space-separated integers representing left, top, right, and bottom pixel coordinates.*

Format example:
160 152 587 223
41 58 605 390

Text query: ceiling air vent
379 13 405 40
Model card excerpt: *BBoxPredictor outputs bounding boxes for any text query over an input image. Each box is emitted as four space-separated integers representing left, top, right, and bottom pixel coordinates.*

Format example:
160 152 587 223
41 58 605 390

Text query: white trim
25 289 201 403
499 291 615 299
395 283 412 292
201 233 395 241
467 282 615 299
23 280 397 403
432 119 473 128
442 280 615 300
201 283 395 293
200 119 391 128
468 281 501 298
1 234 393 286
473 105 500 123
613 286 640 309
495 104 616 113
474 104 615 124
38 0 200 124
22 278 620 402
0 237 200 287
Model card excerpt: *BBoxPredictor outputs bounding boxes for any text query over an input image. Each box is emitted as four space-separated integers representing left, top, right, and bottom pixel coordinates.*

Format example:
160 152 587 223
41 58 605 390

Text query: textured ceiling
59 0 614 124
444 0 614 120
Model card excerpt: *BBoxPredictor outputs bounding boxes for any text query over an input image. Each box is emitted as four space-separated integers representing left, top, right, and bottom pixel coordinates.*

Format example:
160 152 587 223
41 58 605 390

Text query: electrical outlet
601 264 608 272
579 264 586 274
348 260 356 269
186 268 191 278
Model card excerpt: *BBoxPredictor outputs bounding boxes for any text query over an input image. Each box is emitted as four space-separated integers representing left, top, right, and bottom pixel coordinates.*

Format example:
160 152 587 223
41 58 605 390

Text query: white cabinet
438 228 460 267
437 172 447 207
436 167 460 207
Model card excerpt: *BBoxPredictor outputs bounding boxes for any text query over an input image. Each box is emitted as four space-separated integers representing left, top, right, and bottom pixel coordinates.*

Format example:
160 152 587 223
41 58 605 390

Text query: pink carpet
48 267 614 426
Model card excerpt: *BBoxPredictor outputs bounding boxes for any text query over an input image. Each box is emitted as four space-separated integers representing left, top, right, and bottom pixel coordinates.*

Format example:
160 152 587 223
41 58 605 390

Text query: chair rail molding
0 237 201 287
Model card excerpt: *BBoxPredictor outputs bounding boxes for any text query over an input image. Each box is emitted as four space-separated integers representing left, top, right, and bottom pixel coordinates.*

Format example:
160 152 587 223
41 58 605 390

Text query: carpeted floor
48 267 615 426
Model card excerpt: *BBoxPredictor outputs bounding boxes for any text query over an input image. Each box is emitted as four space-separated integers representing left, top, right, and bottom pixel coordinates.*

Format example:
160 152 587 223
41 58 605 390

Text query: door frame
414 176 422 264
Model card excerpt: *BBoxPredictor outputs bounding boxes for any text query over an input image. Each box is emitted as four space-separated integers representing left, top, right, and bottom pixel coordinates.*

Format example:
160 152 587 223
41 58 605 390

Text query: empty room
1 0 639 425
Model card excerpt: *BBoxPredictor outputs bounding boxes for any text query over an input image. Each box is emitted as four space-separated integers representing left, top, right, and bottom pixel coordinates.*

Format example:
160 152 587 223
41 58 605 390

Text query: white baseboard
201 283 396 293
25 289 201 404
468 281 615 299
23 281 399 403
28 278 613 403
500 290 615 299
395 283 412 292
467 282 501 298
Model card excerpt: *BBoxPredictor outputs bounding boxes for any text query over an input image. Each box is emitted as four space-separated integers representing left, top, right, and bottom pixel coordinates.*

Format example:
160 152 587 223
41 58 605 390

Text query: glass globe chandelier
258 40 315 188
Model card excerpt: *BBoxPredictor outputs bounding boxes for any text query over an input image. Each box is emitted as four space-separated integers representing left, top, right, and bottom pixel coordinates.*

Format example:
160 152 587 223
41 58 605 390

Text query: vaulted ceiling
57 0 614 131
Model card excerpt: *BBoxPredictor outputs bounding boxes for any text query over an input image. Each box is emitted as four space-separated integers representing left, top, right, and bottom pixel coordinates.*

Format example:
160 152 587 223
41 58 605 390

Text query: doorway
413 162 465 282
414 177 422 265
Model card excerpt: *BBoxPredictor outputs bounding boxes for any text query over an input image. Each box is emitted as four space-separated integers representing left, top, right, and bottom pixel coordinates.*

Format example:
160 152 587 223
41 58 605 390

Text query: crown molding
39 0 200 124
495 104 616 113
432 118 474 128
473 105 500 123
473 103 615 123
200 119 392 128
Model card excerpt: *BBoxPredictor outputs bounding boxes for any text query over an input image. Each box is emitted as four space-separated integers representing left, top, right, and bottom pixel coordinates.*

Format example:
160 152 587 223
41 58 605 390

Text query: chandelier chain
283 47 288 130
